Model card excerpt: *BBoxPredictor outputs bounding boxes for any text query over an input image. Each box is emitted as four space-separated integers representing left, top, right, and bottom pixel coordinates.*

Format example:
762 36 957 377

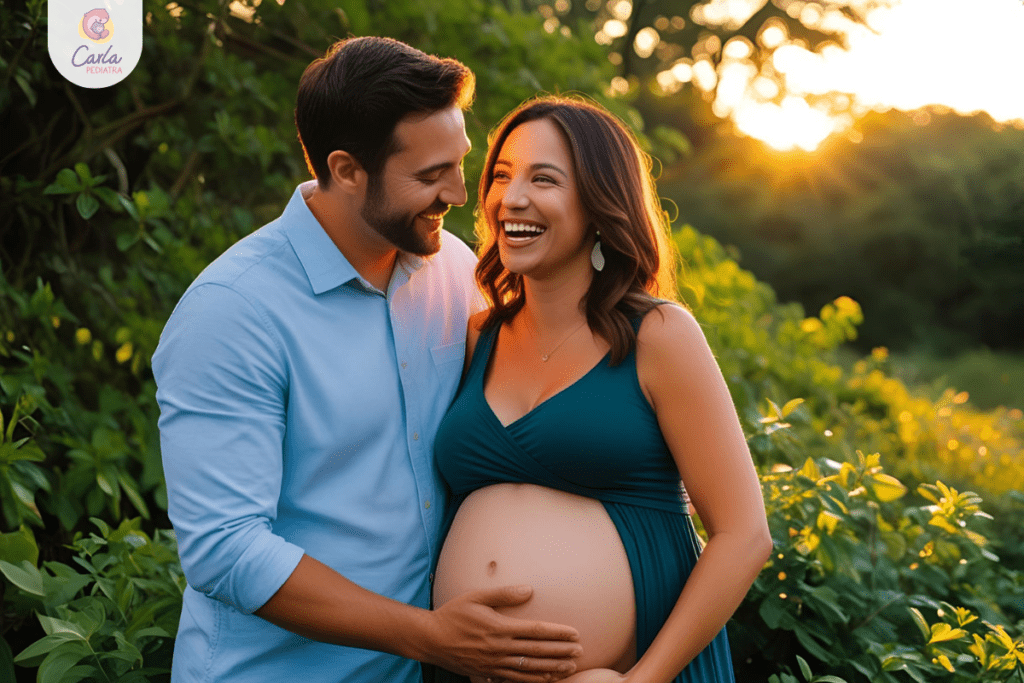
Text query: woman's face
485 117 591 281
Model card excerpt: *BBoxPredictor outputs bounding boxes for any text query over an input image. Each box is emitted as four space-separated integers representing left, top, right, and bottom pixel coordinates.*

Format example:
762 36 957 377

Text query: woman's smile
501 220 547 245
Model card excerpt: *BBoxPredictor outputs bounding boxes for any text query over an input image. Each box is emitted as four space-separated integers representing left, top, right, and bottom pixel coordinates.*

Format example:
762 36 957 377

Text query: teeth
420 213 444 220
503 222 545 235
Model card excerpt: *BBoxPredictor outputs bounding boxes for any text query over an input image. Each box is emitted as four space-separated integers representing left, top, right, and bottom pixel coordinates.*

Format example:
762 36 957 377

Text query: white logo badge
48 0 142 88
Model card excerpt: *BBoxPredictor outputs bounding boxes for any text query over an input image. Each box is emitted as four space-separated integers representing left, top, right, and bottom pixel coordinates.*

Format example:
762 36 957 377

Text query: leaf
118 473 150 520
881 656 906 671
12 633 84 663
37 644 93 683
14 72 37 108
810 677 849 683
797 654 813 681
117 194 141 222
866 473 907 502
116 232 141 252
909 607 930 642
782 398 805 417
792 623 837 665
76 193 100 220
929 623 967 643
43 169 82 195
74 163 93 184
0 559 44 595
798 458 822 481
37 614 89 639
759 596 785 629
0 637 15 683
0 526 39 565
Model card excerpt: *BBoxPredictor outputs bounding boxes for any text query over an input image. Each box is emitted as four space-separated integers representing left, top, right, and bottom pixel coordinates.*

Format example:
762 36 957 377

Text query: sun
656 0 1024 150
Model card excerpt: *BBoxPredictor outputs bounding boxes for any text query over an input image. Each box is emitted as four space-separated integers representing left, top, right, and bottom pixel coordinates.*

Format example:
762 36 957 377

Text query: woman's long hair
474 95 679 365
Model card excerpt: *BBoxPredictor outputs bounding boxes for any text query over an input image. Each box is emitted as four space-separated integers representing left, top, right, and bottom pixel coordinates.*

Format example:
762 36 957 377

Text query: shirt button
413 432 419 441
424 500 431 509
401 361 408 369
429 572 435 583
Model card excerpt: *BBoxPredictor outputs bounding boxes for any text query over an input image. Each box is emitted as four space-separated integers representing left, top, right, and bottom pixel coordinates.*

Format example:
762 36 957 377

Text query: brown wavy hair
475 95 679 365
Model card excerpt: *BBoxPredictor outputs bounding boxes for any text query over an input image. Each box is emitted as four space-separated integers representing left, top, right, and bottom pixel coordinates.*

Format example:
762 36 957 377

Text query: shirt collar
283 181 428 296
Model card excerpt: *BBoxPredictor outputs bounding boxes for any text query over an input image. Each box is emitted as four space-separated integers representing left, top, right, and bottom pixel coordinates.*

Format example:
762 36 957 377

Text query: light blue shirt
153 181 480 682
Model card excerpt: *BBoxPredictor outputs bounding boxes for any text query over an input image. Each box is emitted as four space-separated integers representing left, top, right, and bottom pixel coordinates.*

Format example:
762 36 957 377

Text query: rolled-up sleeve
153 282 304 614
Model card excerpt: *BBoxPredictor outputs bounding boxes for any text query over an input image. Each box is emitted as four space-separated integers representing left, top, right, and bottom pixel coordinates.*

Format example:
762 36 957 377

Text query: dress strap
465 322 500 383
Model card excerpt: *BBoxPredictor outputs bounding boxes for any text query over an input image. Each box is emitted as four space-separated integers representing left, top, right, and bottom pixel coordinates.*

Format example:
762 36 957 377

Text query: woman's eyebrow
493 159 568 178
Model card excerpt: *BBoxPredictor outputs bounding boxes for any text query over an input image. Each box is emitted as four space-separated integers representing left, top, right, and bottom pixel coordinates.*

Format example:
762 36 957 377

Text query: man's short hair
295 36 475 188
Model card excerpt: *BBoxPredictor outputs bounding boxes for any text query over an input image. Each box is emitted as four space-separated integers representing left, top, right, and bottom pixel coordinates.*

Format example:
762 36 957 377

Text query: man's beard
361 172 444 257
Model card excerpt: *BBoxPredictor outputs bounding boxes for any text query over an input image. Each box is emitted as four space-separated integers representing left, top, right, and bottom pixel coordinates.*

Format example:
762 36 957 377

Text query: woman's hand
558 669 628 683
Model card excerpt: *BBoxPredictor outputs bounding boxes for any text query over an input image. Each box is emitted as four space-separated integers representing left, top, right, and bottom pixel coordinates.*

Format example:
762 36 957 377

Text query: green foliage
661 111 1024 354
675 225 1024 681
2 518 182 682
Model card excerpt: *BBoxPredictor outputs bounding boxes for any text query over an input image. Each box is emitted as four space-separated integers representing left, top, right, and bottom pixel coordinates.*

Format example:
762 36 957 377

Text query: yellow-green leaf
867 473 907 502
929 623 967 644
798 458 821 481
933 654 954 672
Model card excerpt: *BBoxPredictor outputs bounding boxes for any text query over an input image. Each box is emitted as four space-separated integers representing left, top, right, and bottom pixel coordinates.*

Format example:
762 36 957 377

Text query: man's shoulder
189 219 295 294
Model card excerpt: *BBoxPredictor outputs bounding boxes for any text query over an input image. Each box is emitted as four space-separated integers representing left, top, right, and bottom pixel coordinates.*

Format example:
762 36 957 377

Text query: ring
519 656 526 668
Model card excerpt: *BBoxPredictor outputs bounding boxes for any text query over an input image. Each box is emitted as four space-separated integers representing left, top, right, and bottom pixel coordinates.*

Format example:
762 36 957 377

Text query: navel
486 560 497 576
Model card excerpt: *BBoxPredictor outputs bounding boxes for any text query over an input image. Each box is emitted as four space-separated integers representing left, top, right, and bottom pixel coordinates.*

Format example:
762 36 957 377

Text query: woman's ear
326 150 366 195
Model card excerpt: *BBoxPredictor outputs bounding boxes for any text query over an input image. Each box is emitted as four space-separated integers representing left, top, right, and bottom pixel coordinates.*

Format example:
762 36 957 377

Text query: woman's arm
626 303 773 683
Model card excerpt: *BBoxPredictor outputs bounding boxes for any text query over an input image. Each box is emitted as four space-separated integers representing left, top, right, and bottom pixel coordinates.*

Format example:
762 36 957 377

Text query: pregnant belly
433 483 636 675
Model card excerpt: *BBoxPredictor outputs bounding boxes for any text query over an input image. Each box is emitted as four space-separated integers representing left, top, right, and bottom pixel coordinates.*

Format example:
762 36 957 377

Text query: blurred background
6 0 1020 408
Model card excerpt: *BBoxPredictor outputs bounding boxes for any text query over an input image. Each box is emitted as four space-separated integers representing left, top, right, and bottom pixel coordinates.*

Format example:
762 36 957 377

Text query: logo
49 0 142 88
80 9 113 42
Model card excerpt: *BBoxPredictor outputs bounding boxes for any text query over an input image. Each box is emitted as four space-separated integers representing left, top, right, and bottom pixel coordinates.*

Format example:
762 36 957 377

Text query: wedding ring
519 656 526 669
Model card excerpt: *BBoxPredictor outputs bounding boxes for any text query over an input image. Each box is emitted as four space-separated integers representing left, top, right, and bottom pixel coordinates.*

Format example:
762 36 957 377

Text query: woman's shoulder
635 302 713 387
635 301 701 346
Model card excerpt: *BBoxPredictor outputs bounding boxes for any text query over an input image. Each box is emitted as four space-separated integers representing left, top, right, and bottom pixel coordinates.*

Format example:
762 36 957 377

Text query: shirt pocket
430 341 464 370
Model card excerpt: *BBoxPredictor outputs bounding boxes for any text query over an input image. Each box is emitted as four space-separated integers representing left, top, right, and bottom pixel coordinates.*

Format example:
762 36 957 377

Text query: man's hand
425 585 583 683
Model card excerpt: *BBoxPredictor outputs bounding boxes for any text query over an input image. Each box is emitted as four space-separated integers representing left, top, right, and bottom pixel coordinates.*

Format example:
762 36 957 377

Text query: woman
431 95 772 683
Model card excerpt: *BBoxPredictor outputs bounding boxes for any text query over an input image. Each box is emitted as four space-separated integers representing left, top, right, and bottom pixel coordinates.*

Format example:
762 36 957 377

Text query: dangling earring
591 230 605 272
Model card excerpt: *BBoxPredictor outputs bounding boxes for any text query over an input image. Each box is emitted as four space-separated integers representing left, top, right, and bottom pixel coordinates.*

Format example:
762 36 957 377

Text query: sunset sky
657 0 1024 150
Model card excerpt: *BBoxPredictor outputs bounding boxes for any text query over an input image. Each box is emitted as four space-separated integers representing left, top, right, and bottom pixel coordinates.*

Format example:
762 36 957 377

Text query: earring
591 231 605 272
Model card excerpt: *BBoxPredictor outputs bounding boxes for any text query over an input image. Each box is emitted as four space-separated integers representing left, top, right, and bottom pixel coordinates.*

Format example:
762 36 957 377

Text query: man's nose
439 169 469 207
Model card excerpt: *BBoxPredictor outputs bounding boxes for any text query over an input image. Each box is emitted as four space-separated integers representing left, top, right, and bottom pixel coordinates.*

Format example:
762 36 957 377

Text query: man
153 36 581 682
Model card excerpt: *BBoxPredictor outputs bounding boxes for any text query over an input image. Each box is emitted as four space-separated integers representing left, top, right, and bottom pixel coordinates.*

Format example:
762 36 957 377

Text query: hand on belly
434 484 637 674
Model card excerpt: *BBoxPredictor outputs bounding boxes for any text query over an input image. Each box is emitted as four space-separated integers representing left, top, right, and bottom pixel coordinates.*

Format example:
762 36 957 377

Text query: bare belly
433 484 636 677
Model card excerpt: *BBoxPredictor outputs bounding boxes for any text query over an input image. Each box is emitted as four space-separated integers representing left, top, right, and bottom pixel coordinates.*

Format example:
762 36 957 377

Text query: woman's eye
492 171 510 181
534 175 555 184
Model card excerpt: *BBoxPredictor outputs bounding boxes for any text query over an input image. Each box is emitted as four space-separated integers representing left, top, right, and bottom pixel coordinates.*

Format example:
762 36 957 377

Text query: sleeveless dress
430 313 736 683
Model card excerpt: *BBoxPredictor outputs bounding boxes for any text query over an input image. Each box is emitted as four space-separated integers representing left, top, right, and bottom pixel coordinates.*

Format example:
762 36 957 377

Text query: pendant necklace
526 317 588 362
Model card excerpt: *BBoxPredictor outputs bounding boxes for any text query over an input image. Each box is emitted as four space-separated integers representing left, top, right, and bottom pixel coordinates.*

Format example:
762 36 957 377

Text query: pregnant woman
430 96 773 683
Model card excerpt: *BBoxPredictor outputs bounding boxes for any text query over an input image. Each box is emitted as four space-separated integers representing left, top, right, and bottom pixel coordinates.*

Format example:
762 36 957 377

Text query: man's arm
256 555 582 683
154 283 580 681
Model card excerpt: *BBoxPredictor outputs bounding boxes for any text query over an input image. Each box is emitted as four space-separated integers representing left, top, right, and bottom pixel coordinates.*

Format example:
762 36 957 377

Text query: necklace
525 317 588 362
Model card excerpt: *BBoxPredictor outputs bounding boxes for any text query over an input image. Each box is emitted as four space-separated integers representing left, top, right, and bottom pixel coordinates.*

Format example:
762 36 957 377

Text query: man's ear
326 150 366 194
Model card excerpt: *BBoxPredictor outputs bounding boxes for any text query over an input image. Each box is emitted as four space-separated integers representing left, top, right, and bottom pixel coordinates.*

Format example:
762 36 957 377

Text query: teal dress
429 312 736 683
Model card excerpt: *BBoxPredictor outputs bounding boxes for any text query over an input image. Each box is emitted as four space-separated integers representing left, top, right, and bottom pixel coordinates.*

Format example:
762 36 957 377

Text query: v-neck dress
430 315 736 683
